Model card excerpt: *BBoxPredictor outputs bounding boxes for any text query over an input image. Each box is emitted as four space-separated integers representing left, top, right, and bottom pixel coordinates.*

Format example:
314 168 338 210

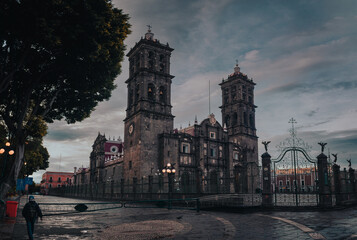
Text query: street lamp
162 163 176 208
0 142 15 181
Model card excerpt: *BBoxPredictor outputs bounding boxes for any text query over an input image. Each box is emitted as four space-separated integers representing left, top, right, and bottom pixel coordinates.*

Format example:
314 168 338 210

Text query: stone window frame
181 143 190 154
147 83 155 101
233 151 239 160
180 155 192 165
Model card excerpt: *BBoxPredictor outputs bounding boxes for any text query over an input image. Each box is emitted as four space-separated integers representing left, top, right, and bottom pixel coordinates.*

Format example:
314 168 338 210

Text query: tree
0 0 131 199
1 119 49 179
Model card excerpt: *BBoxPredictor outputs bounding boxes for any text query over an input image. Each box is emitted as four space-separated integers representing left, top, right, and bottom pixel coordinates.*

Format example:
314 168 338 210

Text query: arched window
148 83 155 101
148 51 154 70
231 86 237 102
159 86 166 103
159 55 165 72
243 112 247 125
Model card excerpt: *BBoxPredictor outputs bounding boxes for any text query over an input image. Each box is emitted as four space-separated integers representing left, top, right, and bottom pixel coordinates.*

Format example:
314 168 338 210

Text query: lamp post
162 163 176 208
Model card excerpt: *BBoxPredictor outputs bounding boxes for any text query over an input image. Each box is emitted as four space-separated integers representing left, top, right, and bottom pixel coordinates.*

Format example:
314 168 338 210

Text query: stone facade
88 133 124 184
76 28 259 194
123 29 174 181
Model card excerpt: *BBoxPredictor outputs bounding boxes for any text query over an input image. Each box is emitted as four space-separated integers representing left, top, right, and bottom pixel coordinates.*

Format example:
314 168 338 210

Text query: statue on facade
262 141 271 152
318 142 327 153
347 159 352 168
332 153 338 163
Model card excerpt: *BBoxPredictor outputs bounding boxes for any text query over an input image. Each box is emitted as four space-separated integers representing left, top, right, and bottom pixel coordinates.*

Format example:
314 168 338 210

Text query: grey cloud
307 108 319 117
47 127 90 141
333 81 357 90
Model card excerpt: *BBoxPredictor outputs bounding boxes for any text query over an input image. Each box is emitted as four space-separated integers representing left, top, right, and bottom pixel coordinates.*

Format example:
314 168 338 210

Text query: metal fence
48 170 261 206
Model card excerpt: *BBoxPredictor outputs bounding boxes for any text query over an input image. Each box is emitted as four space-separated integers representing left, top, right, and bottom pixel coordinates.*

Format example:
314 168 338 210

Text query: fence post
111 180 114 199
120 178 124 198
196 198 200 213
349 168 356 200
317 153 332 207
261 152 273 207
333 164 342 205
149 175 153 199
103 182 106 199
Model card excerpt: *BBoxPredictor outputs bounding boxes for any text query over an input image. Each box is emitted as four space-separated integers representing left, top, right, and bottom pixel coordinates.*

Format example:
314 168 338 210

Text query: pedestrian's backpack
28 203 37 218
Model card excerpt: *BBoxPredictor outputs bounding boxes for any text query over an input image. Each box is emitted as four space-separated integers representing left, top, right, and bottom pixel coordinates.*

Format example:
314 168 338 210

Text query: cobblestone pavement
11 195 357 239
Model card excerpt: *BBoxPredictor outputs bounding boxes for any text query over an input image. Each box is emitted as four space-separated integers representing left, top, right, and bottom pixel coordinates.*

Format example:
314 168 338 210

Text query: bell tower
124 27 174 180
220 61 258 163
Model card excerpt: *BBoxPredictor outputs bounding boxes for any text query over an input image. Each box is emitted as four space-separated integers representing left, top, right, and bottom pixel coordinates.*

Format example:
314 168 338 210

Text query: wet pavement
5 195 357 239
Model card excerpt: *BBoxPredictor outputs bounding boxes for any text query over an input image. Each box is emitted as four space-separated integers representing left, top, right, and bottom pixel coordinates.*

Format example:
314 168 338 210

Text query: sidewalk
0 196 24 240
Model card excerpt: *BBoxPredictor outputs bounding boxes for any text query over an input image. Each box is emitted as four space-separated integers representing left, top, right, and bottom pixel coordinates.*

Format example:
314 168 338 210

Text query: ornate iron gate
271 118 318 207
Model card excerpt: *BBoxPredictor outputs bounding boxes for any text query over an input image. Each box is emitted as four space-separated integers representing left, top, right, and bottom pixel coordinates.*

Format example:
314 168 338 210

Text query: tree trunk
0 143 25 200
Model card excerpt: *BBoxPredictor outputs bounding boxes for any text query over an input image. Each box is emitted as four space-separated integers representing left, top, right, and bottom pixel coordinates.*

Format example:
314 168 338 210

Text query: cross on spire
289 117 297 129
236 59 239 65
288 117 297 139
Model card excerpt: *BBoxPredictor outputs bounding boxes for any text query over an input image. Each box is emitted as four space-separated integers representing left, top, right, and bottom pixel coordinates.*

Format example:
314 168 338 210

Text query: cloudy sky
32 0 357 182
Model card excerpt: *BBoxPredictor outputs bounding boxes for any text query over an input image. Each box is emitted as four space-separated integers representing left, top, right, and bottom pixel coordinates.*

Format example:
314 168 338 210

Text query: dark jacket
22 201 43 220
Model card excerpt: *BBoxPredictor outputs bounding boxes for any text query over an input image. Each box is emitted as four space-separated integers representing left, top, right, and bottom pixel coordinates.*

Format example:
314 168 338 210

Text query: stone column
261 152 273 207
317 153 332 207
333 164 342 205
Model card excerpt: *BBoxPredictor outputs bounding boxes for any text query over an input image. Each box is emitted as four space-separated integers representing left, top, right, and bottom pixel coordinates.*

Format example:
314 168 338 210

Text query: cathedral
77 28 259 194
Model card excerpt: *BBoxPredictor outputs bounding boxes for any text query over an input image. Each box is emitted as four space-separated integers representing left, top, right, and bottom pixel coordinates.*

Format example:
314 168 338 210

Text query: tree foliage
21 117 50 177
0 0 130 199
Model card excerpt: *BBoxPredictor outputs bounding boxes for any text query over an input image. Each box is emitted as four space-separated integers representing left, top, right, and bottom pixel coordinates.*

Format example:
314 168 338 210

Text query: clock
110 146 118 153
128 123 134 135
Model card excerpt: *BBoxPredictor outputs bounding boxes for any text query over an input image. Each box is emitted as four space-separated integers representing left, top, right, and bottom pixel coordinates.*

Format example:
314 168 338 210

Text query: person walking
22 195 43 240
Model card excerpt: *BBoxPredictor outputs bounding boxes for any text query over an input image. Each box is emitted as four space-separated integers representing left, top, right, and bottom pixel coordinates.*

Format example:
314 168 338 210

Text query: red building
40 171 74 194
104 137 123 162
275 167 317 193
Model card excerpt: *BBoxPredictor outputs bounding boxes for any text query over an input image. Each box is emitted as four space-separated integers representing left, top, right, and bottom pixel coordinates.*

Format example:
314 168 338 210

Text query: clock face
110 146 118 153
128 123 134 135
